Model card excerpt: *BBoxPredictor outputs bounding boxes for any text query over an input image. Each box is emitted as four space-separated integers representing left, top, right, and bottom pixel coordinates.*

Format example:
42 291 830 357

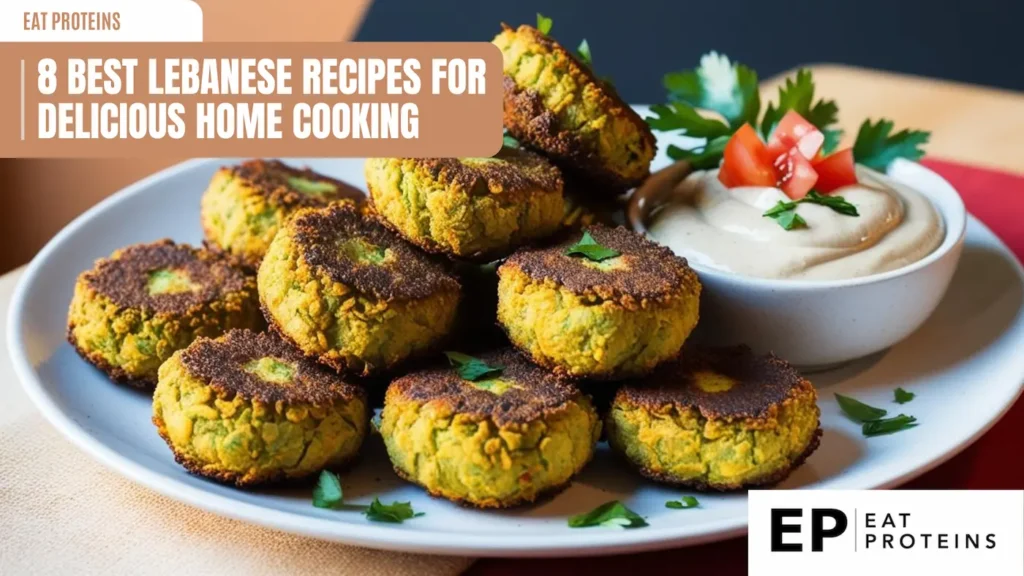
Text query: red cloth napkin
470 159 1024 576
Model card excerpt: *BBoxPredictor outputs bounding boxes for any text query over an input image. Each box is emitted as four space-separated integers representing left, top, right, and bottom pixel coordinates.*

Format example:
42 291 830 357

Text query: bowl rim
629 158 968 290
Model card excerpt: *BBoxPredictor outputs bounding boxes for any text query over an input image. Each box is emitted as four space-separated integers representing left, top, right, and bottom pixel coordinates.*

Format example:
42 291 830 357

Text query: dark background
356 0 1022 103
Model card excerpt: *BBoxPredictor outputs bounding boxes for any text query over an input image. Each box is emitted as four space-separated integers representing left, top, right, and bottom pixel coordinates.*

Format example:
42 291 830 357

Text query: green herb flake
801 191 859 216
502 132 520 149
666 135 730 170
663 51 760 129
536 13 553 35
312 470 345 510
665 496 699 510
894 388 916 404
568 500 648 529
646 103 732 139
564 231 620 262
759 68 840 142
365 498 424 523
762 192 858 230
853 119 930 171
576 39 592 68
763 201 807 230
835 393 888 423
445 351 504 382
862 414 918 437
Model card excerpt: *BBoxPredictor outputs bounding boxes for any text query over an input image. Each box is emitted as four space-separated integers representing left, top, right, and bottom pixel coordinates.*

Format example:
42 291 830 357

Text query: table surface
2 65 1023 575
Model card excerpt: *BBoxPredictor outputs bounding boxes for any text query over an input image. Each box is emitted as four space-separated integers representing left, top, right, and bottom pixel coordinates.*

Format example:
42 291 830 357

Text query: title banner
0 42 504 157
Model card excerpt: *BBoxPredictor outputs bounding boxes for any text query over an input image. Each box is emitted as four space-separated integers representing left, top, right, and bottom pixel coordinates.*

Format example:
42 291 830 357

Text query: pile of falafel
66 23 821 509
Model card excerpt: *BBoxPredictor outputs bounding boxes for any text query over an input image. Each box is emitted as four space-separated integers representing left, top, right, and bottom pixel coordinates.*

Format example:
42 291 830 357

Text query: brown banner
0 42 504 158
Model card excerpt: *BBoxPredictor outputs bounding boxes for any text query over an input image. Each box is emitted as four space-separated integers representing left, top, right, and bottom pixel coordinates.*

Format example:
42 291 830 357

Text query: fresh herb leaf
801 191 859 216
665 496 699 509
821 128 844 156
502 132 520 148
445 351 503 381
312 470 345 509
763 201 807 230
835 393 888 422
565 231 620 262
536 13 553 35
853 119 930 171
759 69 839 140
568 500 648 529
666 135 730 170
365 498 423 523
862 414 918 437
576 39 592 68
894 388 915 404
663 51 760 129
646 103 732 139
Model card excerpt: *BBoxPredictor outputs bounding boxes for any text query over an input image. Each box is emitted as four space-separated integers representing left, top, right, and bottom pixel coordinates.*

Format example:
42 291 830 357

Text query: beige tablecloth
0 270 473 575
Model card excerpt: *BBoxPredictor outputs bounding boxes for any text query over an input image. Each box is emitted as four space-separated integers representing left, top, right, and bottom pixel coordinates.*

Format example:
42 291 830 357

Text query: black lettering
986 534 997 549
938 534 948 549
771 509 803 552
865 534 876 548
865 513 875 528
883 534 894 548
882 513 896 528
900 534 915 549
811 509 848 552
921 533 932 548
899 512 910 528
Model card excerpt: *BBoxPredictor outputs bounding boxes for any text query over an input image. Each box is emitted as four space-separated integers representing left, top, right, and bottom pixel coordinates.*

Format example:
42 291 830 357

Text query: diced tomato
767 110 824 160
812 148 858 193
718 124 776 189
773 147 818 199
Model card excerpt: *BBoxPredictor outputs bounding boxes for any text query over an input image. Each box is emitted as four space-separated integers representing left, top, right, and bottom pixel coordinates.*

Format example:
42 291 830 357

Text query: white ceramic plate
8 118 1024 557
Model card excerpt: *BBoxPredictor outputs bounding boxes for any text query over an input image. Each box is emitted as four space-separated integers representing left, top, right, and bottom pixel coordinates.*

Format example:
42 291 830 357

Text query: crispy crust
629 426 823 491
389 460 579 509
289 203 460 301
499 225 699 306
615 345 812 421
391 148 563 198
80 239 248 313
499 25 655 192
386 349 583 427
229 159 364 209
152 418 364 487
178 329 366 406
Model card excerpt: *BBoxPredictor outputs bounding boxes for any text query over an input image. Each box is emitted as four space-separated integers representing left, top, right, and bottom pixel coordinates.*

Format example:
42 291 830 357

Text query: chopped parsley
853 119 930 171
862 415 918 437
312 470 345 510
565 231 620 262
576 39 592 67
502 131 520 149
445 351 504 381
894 388 916 404
835 393 888 422
568 500 648 529
536 13 553 35
365 498 424 523
665 496 699 510
836 393 918 437
762 191 858 230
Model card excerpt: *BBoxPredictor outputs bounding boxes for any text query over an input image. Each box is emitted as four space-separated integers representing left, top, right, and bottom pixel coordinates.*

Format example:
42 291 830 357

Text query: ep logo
770 508 848 552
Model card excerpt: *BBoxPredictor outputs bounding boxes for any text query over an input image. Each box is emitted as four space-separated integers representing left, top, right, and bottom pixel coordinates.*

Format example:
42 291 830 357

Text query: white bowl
629 158 967 369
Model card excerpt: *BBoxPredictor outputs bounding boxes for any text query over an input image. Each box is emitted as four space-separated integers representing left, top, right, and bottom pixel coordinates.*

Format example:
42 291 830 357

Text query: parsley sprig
835 393 919 437
665 496 699 510
763 191 858 230
312 471 425 523
445 352 504 381
569 500 648 529
565 231 620 262
536 13 553 35
853 119 930 171
365 498 424 523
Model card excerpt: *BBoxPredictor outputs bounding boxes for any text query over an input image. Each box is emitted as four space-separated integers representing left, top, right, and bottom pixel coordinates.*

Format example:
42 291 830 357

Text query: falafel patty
257 203 461 375
153 329 369 486
380 349 601 508
365 147 564 260
493 24 656 193
67 240 263 387
201 159 363 269
497 226 700 380
606 346 821 490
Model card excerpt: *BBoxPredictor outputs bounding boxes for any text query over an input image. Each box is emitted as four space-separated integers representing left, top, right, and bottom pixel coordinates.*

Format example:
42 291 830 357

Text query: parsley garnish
502 130 520 149
662 52 760 129
647 103 731 139
894 388 915 404
853 119 930 171
836 393 918 437
568 501 648 529
365 498 424 523
576 39 592 68
666 135 731 170
764 201 808 230
759 69 842 153
445 351 503 381
665 496 699 510
762 191 857 230
565 231 620 261
536 13 553 35
312 470 345 509
863 415 918 437
835 393 888 422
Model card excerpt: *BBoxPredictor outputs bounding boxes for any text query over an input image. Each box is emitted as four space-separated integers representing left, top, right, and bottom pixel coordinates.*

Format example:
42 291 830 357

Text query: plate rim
7 157 1024 557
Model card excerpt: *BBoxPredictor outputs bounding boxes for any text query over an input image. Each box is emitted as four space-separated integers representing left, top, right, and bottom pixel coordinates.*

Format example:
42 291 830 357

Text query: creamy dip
648 166 944 280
